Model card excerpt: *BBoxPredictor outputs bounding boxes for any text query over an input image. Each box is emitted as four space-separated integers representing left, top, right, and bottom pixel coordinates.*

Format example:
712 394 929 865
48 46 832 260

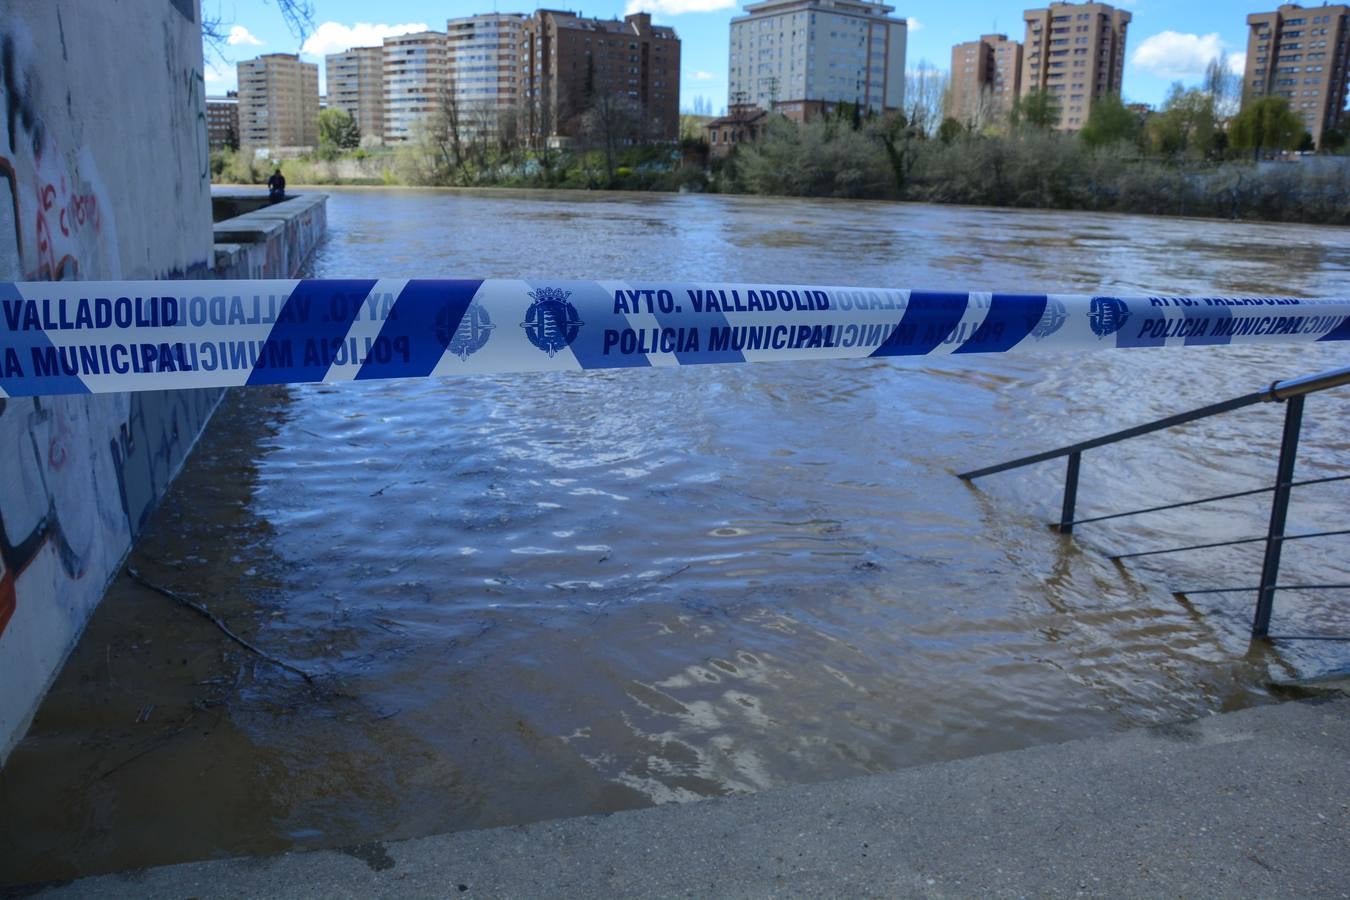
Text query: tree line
211 71 1349 225
712 81 1348 225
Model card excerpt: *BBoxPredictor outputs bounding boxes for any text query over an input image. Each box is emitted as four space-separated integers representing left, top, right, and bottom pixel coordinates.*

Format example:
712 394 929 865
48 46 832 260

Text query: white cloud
624 0 735 15
204 63 227 83
227 25 263 46
692 70 715 81
1227 51 1247 76
300 22 431 57
1131 31 1228 79
907 17 923 32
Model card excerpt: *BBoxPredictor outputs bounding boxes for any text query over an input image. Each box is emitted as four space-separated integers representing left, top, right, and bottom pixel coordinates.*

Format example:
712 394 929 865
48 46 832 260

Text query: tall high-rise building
237 53 320 154
948 34 1023 126
447 13 527 140
383 31 449 143
1020 2 1130 130
1243 4 1350 147
520 11 681 142
728 0 907 122
325 46 385 144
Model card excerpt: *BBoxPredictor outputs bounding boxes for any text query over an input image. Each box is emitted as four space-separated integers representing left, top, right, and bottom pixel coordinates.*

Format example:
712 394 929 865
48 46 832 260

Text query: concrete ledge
212 193 325 243
35 696 1350 899
211 193 277 223
211 193 327 280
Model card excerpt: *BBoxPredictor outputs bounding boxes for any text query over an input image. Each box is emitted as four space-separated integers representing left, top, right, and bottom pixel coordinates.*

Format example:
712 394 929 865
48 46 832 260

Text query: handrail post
1253 395 1305 638
1059 451 1082 535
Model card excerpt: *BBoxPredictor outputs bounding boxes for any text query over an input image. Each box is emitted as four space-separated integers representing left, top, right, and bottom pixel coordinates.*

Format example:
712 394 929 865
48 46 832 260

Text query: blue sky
205 0 1263 112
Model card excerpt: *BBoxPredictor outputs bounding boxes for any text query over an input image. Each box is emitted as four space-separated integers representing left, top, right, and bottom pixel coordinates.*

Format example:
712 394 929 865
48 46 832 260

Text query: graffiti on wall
0 2 229 761
1 27 119 282
262 204 325 279
0 388 220 643
0 396 94 636
110 388 220 535
0 13 215 647
184 66 208 184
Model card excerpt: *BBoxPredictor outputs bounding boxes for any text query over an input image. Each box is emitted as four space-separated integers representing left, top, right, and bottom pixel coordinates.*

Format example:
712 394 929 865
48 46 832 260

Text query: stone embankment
213 192 328 279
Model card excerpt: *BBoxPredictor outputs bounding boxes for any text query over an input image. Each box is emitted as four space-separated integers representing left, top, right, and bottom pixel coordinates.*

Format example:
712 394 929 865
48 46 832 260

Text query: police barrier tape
1 279 1348 397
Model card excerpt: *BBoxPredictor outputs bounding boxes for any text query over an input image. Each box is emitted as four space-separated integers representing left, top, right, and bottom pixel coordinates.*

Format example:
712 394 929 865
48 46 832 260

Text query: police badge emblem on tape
521 287 584 357
443 301 494 361
1089 296 1131 338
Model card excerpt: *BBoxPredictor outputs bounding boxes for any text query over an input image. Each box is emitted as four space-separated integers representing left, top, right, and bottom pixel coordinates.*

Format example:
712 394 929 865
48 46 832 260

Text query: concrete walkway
39 694 1350 899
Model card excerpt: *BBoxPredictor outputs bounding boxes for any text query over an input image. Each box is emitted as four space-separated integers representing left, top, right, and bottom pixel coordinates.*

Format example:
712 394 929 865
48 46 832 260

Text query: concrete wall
0 0 217 763
0 2 327 763
214 192 327 279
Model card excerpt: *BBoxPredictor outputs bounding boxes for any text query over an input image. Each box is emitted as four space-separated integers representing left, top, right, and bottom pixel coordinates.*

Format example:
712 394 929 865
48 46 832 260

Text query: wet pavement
36 695 1350 899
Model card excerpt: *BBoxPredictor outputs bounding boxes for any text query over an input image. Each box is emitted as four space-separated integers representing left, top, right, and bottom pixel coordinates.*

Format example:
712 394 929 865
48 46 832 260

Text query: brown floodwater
2 189 1348 885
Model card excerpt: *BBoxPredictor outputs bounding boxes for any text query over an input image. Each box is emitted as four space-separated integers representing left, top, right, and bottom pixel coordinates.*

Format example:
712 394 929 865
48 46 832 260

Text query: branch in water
126 566 316 684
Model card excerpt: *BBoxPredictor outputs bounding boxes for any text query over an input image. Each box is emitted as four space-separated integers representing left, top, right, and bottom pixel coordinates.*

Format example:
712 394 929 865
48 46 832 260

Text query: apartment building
520 11 681 142
705 104 771 158
447 13 527 140
728 0 906 122
948 34 1023 127
1244 4 1350 146
383 31 449 143
237 53 320 154
325 46 384 143
1020 2 1130 130
206 93 239 150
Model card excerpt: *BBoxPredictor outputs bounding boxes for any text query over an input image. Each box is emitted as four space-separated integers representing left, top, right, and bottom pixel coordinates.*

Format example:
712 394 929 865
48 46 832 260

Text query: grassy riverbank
214 124 1350 226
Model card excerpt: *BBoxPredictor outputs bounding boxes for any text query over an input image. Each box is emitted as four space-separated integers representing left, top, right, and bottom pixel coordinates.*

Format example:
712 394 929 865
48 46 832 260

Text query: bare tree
904 61 949 136
947 82 1003 133
202 0 314 60
266 0 315 40
464 100 505 182
580 87 644 185
497 103 526 176
1204 53 1243 119
972 85 1007 134
417 84 467 183
516 79 565 184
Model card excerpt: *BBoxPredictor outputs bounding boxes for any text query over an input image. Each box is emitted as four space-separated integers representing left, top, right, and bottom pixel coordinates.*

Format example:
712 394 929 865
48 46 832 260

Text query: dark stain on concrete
1149 722 1201 743
55 10 68 61
0 878 73 899
1 33 45 155
337 841 396 872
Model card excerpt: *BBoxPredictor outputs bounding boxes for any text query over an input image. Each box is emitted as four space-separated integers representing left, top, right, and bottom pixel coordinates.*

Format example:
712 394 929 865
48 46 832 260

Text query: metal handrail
956 392 1266 481
1112 528 1350 561
957 365 1350 482
1179 584 1350 595
1065 474 1350 529
959 364 1350 641
1267 366 1350 400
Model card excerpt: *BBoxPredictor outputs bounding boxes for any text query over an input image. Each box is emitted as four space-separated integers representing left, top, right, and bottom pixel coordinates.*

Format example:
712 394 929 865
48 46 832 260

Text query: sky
203 0 1264 113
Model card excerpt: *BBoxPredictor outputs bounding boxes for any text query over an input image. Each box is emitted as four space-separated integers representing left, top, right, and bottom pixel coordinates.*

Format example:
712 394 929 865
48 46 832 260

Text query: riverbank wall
214 192 327 280
0 1 326 763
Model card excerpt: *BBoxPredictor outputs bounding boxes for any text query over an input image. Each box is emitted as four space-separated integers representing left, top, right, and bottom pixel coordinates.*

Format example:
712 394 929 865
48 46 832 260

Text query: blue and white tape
1 279 1347 397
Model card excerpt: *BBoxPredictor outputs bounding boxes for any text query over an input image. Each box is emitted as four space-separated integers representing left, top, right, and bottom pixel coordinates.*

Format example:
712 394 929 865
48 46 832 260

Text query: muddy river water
2 189 1348 883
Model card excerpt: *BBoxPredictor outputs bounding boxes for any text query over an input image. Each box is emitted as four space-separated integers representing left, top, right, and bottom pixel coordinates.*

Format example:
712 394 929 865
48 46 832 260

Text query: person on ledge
267 168 286 203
